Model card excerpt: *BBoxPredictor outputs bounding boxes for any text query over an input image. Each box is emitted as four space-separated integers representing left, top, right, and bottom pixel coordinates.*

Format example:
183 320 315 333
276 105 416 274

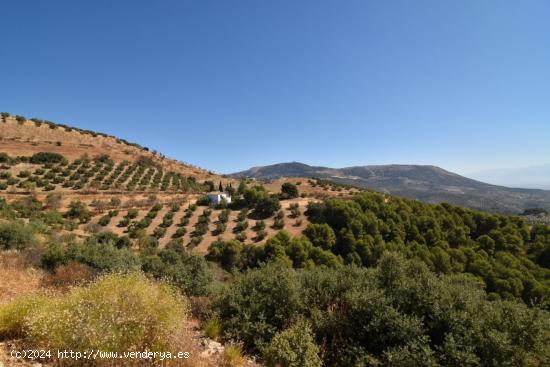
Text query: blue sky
1 0 549 175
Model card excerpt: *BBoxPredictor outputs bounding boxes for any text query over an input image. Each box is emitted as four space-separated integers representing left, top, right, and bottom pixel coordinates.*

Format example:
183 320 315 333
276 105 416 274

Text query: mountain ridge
230 162 550 214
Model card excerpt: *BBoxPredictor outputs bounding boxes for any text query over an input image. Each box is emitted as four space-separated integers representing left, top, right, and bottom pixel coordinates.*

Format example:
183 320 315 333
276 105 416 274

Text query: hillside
0 114 360 251
1 114 550 366
0 113 212 179
231 162 550 214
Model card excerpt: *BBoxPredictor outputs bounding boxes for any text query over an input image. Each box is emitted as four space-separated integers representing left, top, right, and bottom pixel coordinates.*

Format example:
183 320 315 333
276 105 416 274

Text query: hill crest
231 161 550 214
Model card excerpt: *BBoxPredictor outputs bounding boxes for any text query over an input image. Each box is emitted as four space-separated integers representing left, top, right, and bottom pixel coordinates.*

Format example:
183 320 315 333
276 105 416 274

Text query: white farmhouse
207 192 232 205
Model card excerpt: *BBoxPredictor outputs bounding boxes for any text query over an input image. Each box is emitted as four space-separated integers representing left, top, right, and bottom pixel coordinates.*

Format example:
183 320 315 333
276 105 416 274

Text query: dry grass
0 272 222 367
0 251 45 304
220 344 245 367
42 261 97 289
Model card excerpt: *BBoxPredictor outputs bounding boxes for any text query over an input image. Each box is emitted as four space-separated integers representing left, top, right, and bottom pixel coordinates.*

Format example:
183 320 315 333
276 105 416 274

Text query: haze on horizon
1 0 549 186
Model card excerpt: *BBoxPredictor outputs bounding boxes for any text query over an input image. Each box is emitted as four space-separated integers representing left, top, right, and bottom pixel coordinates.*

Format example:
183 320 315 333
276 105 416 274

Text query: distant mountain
230 162 550 214
468 164 550 190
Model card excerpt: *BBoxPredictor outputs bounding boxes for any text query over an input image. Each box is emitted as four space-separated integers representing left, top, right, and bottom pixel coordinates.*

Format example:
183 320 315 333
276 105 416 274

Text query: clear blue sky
1 0 549 174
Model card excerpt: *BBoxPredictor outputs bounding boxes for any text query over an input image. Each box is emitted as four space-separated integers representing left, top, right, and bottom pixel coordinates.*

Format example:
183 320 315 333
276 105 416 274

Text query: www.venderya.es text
10 349 190 361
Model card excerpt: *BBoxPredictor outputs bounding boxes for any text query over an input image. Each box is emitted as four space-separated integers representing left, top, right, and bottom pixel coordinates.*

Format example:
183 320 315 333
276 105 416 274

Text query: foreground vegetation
0 273 186 351
1 182 550 365
213 257 549 366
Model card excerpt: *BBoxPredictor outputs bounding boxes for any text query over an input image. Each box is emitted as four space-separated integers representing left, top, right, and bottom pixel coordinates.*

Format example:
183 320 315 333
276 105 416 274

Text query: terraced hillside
0 113 211 179
81 198 311 253
0 113 359 252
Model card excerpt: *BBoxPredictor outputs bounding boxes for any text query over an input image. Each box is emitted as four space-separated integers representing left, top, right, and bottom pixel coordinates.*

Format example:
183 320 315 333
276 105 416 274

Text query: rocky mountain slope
231 162 550 214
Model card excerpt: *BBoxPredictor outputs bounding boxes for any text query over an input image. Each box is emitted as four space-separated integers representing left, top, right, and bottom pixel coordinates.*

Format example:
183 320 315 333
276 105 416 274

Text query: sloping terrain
0 114 357 251
0 114 212 179
231 162 550 214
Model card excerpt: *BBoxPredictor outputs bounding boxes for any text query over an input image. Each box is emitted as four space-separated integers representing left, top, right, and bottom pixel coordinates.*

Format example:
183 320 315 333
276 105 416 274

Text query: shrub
0 294 50 339
253 197 281 219
218 209 230 223
233 221 248 233
46 261 96 287
172 227 186 238
0 273 187 352
196 195 210 206
288 203 300 218
273 218 285 229
98 215 111 226
189 236 203 248
237 209 249 222
15 115 26 124
254 230 267 242
141 241 213 296
65 201 91 223
117 217 130 227
203 317 222 341
41 235 140 272
18 170 30 178
45 192 62 209
253 220 266 232
207 240 244 271
29 152 65 164
213 222 227 235
281 182 299 199
213 262 303 353
263 319 322 367
0 221 35 250
235 232 247 242
221 344 244 367
303 223 336 250
153 227 166 239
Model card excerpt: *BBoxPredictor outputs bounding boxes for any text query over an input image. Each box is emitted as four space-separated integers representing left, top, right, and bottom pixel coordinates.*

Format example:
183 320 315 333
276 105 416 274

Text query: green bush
153 226 166 239
253 197 281 219
125 209 138 219
303 223 336 250
42 234 140 272
29 152 65 164
203 317 222 341
117 217 130 227
189 236 203 248
141 241 213 296
213 262 302 353
288 203 300 218
281 182 299 199
65 201 91 223
196 195 210 206
263 319 322 367
235 232 247 242
18 170 30 178
0 221 35 250
172 227 186 238
272 217 285 229
0 273 186 352
253 220 266 232
305 192 550 305
233 220 248 233
98 215 111 226
207 239 244 271
213 254 550 366
254 229 267 242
